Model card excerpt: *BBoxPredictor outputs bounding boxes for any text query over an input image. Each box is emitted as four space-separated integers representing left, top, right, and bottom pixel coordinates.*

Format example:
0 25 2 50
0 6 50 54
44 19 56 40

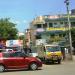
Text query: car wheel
30 63 38 70
0 65 5 72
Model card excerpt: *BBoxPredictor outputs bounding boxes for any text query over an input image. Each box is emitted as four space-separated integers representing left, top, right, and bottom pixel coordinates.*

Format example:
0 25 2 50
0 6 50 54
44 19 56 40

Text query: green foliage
71 28 75 42
71 28 75 48
50 36 63 42
18 35 24 40
0 18 18 40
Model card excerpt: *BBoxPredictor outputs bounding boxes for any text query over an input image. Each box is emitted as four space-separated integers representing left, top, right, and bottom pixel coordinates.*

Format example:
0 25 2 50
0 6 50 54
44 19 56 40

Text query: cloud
15 21 20 24
9 19 30 32
10 19 30 25
10 19 21 24
23 20 31 24
10 19 28 24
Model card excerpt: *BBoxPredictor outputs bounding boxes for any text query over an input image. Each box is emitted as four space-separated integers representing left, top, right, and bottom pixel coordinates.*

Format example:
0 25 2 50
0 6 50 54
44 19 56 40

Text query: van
37 44 62 64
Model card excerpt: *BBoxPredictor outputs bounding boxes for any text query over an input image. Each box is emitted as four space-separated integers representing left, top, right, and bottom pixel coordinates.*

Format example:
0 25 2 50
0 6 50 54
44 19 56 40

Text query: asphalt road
0 61 75 75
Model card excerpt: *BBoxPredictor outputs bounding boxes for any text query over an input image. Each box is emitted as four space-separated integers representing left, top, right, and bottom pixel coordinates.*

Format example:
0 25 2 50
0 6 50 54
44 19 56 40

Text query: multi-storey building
29 12 75 47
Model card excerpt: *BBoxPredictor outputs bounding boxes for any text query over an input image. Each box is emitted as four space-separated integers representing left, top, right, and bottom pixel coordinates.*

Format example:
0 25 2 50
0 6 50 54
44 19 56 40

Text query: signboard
47 27 67 31
48 15 59 19
6 40 23 47
36 28 45 32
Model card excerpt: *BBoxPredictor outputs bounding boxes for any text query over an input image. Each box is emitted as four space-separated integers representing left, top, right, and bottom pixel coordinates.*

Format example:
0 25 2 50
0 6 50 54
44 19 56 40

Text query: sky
0 0 75 32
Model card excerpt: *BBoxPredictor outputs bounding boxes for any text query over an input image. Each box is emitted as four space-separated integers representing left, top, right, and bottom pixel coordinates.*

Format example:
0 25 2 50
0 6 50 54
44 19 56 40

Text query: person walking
23 46 32 56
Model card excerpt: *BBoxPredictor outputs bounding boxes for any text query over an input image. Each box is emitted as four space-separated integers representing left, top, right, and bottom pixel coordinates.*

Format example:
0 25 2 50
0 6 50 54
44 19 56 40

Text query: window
71 22 75 27
50 34 55 38
9 53 16 57
36 24 42 28
36 34 41 39
53 22 59 27
60 22 63 24
3 52 26 57
64 22 68 25
3 53 10 57
54 22 57 25
59 34 62 37
46 46 60 52
49 23 53 27
43 23 47 28
10 52 25 57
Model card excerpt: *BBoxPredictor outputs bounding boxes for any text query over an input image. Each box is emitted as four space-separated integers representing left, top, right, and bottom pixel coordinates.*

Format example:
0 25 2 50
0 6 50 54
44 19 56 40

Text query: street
0 0 75 75
0 60 75 75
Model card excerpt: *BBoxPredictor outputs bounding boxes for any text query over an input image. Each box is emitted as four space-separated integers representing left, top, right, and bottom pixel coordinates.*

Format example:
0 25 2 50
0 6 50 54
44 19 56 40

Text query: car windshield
46 46 60 52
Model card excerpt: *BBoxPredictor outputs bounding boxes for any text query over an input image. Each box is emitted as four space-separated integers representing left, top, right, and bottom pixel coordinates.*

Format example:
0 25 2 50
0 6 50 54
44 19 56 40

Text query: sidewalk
62 54 75 61
63 54 75 61
73 55 75 61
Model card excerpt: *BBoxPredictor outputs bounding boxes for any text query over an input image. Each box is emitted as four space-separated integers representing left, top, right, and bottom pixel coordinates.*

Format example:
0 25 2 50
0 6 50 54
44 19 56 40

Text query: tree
18 35 24 40
0 18 18 40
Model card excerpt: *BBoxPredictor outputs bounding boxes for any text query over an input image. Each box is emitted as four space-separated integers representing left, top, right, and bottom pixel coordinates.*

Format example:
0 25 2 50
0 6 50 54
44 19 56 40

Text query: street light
64 0 72 60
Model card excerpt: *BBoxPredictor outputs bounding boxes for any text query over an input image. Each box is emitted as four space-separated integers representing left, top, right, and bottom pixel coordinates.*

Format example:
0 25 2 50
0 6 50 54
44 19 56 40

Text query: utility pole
64 0 73 60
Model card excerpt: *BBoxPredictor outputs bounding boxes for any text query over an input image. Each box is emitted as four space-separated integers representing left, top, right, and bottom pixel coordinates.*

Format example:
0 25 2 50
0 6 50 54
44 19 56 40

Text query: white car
29 53 38 57
0 49 13 52
5 49 14 52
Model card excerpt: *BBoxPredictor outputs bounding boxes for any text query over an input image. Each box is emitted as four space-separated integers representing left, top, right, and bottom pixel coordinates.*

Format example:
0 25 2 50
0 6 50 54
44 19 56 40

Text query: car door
3 52 17 69
3 52 28 69
10 52 28 69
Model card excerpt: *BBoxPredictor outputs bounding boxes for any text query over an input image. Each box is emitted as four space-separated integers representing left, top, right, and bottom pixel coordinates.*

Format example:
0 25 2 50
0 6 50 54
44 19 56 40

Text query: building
18 32 24 36
29 13 75 46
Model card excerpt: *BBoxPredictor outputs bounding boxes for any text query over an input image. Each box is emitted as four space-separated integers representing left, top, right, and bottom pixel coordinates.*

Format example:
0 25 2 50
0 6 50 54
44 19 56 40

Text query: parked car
0 49 15 52
29 53 38 57
5 49 14 52
0 51 42 72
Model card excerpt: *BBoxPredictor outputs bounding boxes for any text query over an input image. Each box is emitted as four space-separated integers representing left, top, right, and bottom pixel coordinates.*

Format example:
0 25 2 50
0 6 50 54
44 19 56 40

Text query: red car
0 51 42 72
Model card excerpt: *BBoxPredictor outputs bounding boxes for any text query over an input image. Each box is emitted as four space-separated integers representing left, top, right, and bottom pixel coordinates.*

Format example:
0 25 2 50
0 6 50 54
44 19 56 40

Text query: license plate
53 56 58 60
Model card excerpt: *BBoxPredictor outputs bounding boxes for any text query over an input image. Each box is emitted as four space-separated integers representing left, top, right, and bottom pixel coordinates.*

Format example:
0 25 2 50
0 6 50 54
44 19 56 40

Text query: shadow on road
43 62 62 65
0 68 42 73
